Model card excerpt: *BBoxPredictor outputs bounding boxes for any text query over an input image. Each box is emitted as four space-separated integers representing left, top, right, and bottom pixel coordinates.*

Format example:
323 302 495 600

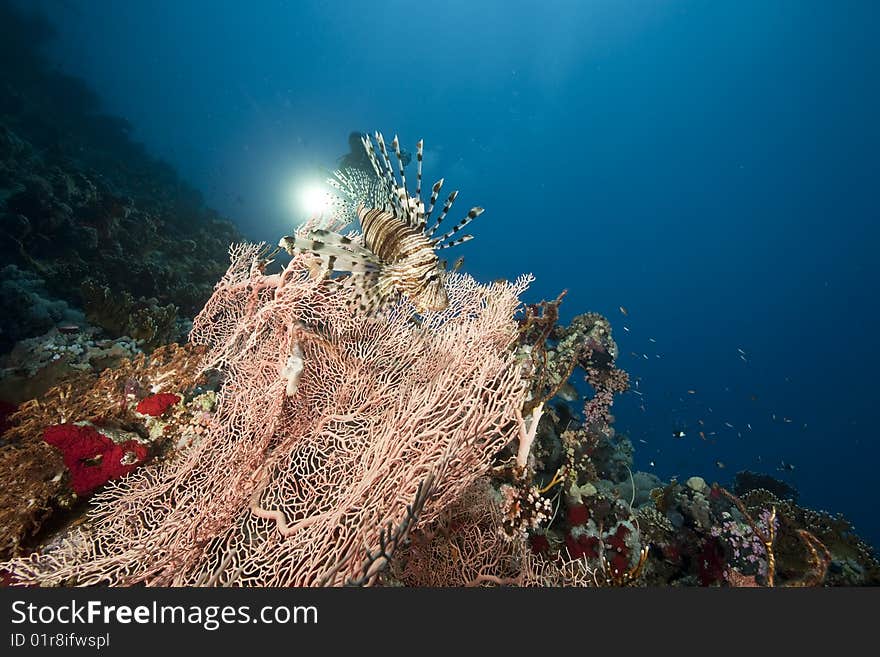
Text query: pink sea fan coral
4 243 534 586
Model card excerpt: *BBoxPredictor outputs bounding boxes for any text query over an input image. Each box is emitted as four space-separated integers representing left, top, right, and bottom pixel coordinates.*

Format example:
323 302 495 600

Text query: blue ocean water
27 0 879 546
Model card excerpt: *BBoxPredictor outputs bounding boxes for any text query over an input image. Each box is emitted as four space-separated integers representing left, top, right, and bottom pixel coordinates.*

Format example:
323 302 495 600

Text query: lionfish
279 132 483 314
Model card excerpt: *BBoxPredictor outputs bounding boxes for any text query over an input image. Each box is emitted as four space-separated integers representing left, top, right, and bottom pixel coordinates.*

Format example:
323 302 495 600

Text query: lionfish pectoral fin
306 229 372 258
341 271 398 315
278 233 381 274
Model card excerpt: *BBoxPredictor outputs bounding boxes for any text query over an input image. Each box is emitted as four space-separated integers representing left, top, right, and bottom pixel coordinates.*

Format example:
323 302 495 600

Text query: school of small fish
614 304 801 475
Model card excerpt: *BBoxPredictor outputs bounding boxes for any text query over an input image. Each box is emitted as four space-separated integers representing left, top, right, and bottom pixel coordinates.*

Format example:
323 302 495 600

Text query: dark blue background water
27 0 879 546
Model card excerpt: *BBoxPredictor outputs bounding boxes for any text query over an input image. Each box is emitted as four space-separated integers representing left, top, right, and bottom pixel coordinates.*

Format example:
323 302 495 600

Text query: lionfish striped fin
435 235 474 250
325 168 384 225
426 190 459 238
415 139 423 199
361 134 384 182
391 134 422 228
420 178 444 232
432 206 484 245
374 133 396 195
278 234 381 273
341 271 398 314
358 132 410 223
306 229 374 259
392 135 408 201
361 133 398 209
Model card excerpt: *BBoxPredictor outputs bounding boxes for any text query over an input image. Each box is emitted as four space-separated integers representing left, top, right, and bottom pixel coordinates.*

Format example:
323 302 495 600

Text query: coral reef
80 279 181 349
0 343 209 558
1 259 876 585
0 3 875 584
0 327 142 404
0 1 244 355
733 469 799 503
1 245 535 585
0 265 84 351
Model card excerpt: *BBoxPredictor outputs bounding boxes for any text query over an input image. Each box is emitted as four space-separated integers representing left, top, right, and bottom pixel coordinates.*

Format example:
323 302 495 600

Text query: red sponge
43 423 148 496
136 393 181 417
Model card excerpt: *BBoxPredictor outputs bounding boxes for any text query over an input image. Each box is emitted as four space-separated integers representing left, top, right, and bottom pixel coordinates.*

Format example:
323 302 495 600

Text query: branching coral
1 244 534 586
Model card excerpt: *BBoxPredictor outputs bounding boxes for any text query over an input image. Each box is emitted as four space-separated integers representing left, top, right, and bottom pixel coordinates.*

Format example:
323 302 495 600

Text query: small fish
648 337 656 343
672 430 686 439
715 461 726 469
777 461 796 472
698 419 705 426
639 439 648 444
623 325 630 332
642 354 649 360
687 389 696 394
649 460 656 467
783 417 792 423
724 422 734 429
699 431 706 440
632 390 643 396
747 423 752 431
619 305 629 316
737 348 746 355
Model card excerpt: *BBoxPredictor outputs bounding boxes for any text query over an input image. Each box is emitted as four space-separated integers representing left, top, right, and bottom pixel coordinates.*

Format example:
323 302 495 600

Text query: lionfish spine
422 178 444 232
426 190 459 238
374 133 396 196
432 206 484 245
361 134 391 197
392 135 408 202
415 139 423 199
